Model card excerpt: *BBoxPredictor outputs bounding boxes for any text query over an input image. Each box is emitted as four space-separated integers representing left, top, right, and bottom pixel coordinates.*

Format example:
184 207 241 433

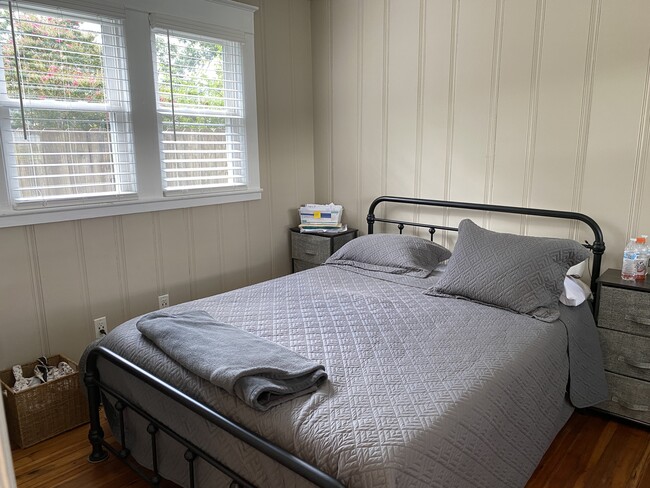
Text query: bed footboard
84 346 345 488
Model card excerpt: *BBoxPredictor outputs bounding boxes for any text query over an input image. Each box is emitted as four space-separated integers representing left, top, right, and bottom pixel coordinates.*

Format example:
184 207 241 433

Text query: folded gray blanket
135 310 327 411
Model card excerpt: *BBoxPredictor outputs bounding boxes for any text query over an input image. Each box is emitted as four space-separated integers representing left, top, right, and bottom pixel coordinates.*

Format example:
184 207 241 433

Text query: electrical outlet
158 294 169 309
94 317 107 339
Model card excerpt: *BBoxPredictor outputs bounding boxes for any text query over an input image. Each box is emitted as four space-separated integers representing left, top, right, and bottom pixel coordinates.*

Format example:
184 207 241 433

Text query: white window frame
151 28 248 196
0 5 137 209
0 0 260 228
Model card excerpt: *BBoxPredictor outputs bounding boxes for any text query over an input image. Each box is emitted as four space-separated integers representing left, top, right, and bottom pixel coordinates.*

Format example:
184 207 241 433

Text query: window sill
0 187 263 228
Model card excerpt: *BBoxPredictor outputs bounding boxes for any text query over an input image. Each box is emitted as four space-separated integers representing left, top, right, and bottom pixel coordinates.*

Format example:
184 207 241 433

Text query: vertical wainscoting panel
483 0 504 220
262 0 305 277
188 206 224 300
33 223 90 362
80 217 126 333
569 0 600 244
416 0 453 242
358 0 386 231
0 227 43 366
447 0 495 201
120 213 160 319
526 0 591 238
245 198 274 285
290 0 316 210
220 204 249 292
417 0 447 198
633 52 650 255
311 0 333 205
157 209 192 307
489 1 538 234
245 0 274 286
385 0 421 228
582 0 650 271
331 0 361 226
444 0 496 230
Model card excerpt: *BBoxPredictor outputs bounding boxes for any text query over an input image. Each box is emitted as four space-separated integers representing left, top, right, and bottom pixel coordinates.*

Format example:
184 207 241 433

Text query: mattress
88 264 607 488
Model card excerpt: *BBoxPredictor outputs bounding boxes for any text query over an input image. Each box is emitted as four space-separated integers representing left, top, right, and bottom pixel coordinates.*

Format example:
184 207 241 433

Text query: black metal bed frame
84 196 606 488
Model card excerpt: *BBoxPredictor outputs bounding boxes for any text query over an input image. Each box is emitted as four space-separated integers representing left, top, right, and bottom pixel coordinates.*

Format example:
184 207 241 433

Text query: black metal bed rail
366 195 606 295
85 346 345 488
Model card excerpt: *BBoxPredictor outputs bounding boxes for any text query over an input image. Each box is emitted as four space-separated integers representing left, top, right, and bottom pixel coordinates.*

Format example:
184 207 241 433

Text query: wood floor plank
526 410 618 488
525 410 650 488
526 410 594 488
635 441 650 488
582 421 650 488
10 409 650 487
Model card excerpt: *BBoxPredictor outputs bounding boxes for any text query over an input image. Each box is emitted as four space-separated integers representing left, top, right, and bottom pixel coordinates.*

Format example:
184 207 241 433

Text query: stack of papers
299 203 346 233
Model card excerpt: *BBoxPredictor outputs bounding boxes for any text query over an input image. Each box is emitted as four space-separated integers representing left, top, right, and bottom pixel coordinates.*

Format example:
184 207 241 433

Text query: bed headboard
366 195 606 295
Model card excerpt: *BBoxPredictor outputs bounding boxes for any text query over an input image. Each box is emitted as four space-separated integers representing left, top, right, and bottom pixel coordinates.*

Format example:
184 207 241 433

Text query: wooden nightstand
595 268 650 425
290 227 357 272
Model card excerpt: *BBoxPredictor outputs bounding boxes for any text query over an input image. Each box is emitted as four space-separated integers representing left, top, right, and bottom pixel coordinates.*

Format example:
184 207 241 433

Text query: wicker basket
0 355 89 448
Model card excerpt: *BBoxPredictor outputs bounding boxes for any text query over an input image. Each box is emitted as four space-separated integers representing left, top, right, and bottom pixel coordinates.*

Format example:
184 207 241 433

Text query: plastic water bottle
622 238 638 280
636 236 649 280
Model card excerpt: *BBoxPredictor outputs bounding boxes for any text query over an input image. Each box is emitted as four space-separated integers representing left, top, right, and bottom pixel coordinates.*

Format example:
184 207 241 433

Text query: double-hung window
153 29 247 195
0 1 135 208
0 0 259 228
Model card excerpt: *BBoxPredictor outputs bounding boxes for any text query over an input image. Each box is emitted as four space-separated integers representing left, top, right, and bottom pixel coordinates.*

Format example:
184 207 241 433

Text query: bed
83 196 608 488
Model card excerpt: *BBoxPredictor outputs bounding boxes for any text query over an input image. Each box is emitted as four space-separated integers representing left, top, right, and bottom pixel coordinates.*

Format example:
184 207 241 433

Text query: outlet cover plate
94 317 107 338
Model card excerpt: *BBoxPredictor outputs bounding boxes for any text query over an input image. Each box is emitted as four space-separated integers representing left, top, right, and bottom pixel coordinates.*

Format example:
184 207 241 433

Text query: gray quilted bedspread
94 265 607 488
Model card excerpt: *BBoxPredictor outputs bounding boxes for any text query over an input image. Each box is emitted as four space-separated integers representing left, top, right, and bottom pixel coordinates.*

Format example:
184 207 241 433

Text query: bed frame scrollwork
367 196 605 296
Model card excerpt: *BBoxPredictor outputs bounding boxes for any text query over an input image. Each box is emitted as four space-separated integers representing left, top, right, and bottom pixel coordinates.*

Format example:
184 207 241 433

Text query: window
0 0 259 228
153 29 247 195
0 1 135 208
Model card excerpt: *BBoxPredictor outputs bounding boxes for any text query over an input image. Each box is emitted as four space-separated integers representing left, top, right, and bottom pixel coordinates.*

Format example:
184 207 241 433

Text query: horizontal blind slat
14 171 136 180
163 166 244 172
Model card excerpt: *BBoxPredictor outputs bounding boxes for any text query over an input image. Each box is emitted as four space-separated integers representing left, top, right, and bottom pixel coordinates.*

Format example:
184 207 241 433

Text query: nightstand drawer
598 286 650 337
597 372 650 425
291 233 332 264
290 227 357 273
293 259 319 272
599 328 650 382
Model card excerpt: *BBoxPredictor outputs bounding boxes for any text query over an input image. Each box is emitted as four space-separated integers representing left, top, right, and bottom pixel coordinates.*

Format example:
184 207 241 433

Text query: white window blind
0 1 135 207
153 28 247 195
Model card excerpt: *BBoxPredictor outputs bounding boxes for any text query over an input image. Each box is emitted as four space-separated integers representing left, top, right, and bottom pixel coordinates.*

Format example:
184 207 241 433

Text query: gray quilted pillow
426 219 590 321
325 234 451 278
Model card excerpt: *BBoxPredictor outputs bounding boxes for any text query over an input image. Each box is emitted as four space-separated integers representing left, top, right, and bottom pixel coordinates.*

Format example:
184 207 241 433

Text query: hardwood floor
526 410 650 488
12 413 175 488
11 409 650 487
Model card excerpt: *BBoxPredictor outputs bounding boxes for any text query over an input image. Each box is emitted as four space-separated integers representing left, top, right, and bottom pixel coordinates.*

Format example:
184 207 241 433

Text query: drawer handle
619 355 650 370
304 250 317 256
611 395 650 412
624 314 650 326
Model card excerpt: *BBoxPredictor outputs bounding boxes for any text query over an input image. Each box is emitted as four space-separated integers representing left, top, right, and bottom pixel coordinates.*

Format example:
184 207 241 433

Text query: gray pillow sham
325 234 452 278
425 219 590 322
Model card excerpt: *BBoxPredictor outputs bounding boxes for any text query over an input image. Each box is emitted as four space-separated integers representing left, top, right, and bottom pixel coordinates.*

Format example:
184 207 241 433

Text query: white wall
3 0 649 370
312 0 650 271
0 0 315 370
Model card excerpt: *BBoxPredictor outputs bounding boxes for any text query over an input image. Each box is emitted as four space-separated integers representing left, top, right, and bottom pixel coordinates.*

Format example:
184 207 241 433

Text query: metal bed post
84 360 109 464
